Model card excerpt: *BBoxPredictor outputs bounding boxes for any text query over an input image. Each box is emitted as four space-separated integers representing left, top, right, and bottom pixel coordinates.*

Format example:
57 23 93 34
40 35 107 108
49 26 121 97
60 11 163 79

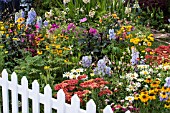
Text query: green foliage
0 49 4 72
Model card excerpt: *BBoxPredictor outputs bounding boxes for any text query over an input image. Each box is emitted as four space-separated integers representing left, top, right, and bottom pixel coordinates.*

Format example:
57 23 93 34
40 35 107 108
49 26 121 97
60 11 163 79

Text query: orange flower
99 18 102 23
16 17 25 23
145 78 152 83
150 81 159 88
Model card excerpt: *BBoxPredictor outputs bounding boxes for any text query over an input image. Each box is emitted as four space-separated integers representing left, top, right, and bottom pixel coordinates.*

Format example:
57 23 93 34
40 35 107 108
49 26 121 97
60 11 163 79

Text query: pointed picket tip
2 69 8 79
103 105 113 113
71 94 80 102
86 99 96 113
57 89 65 96
32 80 39 91
87 99 96 107
21 76 28 84
32 80 39 86
11 72 18 82
44 84 52 94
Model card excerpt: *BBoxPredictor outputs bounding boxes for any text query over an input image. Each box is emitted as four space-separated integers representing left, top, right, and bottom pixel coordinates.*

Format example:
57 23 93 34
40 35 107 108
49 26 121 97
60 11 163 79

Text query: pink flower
80 18 87 23
89 28 97 35
35 24 39 29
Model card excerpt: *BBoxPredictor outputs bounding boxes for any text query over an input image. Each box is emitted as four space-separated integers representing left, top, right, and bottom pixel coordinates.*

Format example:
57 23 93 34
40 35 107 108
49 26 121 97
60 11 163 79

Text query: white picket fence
0 69 113 113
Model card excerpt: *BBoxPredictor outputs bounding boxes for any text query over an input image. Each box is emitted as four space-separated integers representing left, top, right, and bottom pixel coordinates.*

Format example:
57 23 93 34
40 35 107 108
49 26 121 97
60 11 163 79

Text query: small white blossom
83 0 90 4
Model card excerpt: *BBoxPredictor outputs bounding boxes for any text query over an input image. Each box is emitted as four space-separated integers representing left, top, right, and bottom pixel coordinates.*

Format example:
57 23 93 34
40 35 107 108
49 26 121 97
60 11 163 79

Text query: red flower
77 74 87 80
62 79 78 85
99 89 112 96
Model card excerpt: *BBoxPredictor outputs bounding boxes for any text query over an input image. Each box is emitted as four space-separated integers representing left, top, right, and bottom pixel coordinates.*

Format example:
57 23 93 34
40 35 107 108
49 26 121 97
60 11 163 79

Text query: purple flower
51 23 59 29
49 23 59 33
89 28 97 35
36 17 42 29
159 96 168 101
109 29 116 40
26 8 37 25
80 17 87 23
67 23 76 31
97 59 106 69
164 77 170 87
93 58 112 76
105 66 111 76
43 20 49 27
82 56 92 68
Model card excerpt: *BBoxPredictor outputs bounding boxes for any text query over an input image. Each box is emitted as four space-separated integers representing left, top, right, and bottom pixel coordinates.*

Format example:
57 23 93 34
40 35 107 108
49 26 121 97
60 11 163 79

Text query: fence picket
21 76 29 113
56 89 65 113
32 80 40 113
44 85 52 113
2 69 9 113
70 94 80 113
11 72 18 113
86 99 96 113
103 105 113 113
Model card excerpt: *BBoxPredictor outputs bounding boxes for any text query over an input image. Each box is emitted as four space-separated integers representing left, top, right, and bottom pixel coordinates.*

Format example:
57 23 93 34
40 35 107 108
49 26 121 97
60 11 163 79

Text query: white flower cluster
63 68 87 79
45 10 53 18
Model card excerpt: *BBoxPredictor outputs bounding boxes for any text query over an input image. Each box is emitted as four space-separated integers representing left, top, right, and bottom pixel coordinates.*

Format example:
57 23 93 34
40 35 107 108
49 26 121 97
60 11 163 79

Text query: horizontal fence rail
0 69 113 113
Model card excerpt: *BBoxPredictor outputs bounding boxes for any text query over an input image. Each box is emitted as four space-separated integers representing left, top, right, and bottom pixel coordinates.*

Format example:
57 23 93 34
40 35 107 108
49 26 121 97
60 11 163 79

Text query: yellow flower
145 78 152 83
64 36 69 40
55 44 61 49
150 81 159 88
46 45 49 50
148 36 154 41
0 46 4 48
149 34 154 37
112 14 117 18
6 34 9 37
142 50 145 53
90 73 94 76
44 66 50 70
160 92 168 99
120 38 123 40
161 87 169 92
134 94 140 100
149 93 156 100
130 38 134 43
164 103 170 108
0 26 5 30
58 34 64 38
139 94 149 103
154 87 161 93
17 24 21 29
16 17 25 23
125 35 130 39
133 38 140 45
12 38 18 41
144 39 148 42
64 59 69 63
147 42 152 46
37 50 42 55
53 36 58 39
149 88 155 94
10 24 14 28
166 97 170 102
150 51 154 54
57 49 62 54
5 51 8 54
63 47 70 50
